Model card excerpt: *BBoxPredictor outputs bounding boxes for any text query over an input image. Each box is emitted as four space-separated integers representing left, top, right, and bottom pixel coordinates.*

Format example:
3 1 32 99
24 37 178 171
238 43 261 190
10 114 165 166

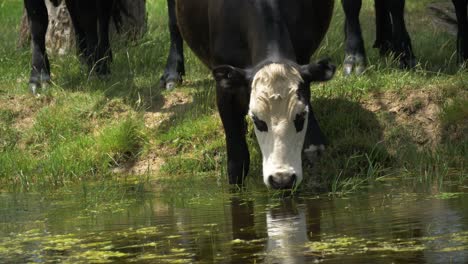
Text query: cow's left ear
300 58 336 82
213 65 250 90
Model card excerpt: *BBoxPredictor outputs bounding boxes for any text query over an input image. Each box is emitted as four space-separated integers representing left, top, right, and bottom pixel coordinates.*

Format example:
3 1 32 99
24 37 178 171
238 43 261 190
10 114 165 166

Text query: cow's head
213 60 335 189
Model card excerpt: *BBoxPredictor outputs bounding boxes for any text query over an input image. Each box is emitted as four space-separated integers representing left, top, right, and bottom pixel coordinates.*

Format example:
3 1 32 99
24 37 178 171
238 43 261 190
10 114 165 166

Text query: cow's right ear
212 65 250 90
300 58 336 82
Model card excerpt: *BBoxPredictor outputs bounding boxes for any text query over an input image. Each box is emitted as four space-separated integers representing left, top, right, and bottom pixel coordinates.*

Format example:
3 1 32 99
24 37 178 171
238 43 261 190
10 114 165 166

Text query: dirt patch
112 145 165 175
363 89 442 146
117 91 193 176
0 94 53 135
143 91 192 130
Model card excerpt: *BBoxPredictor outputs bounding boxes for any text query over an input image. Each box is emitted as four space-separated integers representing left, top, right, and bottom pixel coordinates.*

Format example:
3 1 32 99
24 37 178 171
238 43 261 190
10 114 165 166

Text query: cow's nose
268 173 297 190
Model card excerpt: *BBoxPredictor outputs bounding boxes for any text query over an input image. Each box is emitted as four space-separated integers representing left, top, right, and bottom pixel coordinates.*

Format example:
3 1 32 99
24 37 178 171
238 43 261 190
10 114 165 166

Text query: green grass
0 0 466 192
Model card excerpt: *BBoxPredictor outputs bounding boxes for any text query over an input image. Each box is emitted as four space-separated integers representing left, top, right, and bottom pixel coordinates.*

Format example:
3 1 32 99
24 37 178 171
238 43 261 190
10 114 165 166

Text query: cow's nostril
269 173 296 189
290 174 296 184
283 174 296 189
268 175 280 189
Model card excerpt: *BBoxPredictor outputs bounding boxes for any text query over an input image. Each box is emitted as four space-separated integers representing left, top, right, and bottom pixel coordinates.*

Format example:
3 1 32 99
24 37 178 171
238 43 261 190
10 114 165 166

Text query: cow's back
176 0 334 68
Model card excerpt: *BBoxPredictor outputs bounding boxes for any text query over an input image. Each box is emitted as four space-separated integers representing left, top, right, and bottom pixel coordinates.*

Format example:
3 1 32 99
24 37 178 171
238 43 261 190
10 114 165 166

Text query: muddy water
1 181 467 263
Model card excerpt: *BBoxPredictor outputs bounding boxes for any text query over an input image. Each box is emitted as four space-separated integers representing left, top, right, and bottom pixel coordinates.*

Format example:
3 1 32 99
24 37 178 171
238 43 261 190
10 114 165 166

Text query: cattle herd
23 0 468 189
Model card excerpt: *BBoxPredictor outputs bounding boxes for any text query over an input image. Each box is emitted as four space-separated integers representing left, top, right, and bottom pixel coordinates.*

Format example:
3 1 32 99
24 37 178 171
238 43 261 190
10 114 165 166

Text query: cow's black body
341 0 415 75
453 0 468 63
174 0 334 185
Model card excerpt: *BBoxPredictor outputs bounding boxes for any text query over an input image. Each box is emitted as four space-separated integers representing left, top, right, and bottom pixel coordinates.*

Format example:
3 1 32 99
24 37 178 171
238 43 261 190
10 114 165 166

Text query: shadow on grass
301 97 389 191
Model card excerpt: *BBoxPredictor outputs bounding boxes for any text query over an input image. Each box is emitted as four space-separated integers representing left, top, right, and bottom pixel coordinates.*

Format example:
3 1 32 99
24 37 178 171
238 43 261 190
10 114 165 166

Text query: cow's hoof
29 81 49 96
399 56 416 69
166 81 177 90
159 75 182 90
343 55 366 76
304 144 325 166
29 82 39 96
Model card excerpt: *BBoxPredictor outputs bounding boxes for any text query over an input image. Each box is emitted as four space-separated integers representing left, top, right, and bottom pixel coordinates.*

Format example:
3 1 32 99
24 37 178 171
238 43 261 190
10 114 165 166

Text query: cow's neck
248 1 296 64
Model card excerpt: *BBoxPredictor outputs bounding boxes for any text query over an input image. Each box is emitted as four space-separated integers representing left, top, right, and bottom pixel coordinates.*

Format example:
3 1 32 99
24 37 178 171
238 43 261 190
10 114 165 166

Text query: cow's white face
249 63 309 189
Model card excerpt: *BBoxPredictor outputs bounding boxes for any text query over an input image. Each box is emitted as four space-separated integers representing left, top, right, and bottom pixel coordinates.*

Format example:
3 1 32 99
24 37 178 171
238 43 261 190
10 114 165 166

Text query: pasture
0 0 466 193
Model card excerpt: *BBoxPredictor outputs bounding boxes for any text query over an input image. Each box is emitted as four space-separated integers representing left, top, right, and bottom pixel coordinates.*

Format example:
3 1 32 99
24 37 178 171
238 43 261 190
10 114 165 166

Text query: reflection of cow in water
230 197 322 263
174 0 336 189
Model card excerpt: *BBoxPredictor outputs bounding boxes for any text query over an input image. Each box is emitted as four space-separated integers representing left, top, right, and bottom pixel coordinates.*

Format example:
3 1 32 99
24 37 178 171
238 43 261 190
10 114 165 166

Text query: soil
364 89 442 146
113 91 193 176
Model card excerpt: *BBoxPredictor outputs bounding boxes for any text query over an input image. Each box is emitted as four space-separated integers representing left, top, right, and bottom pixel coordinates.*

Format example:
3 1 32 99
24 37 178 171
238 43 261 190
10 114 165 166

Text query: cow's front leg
95 0 113 76
24 0 50 95
374 0 393 56
216 85 250 185
66 0 102 76
302 103 326 166
160 0 185 90
453 0 468 64
341 0 367 75
386 0 416 69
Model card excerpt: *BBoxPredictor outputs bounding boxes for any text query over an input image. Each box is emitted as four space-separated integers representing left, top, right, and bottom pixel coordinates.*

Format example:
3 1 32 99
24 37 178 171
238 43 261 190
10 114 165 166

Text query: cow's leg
453 0 468 64
216 87 250 185
66 0 87 65
341 0 366 75
373 0 393 56
386 0 416 68
95 0 113 75
66 0 100 76
24 0 50 95
160 0 185 90
303 104 326 165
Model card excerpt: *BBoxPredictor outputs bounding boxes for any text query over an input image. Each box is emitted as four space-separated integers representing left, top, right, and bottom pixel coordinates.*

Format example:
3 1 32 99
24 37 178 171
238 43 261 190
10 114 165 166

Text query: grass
0 0 466 193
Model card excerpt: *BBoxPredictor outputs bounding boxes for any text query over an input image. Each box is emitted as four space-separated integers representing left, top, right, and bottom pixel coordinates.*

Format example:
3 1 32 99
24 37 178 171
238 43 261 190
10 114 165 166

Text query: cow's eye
294 111 307 132
251 115 268 132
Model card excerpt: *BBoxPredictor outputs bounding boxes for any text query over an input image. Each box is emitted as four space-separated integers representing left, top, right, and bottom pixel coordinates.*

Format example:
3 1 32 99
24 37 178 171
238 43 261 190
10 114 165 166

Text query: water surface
1 180 467 263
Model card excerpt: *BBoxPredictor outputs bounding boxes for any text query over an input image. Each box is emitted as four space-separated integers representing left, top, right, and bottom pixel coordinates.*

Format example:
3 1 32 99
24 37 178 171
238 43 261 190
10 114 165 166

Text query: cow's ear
300 58 336 82
213 65 250 90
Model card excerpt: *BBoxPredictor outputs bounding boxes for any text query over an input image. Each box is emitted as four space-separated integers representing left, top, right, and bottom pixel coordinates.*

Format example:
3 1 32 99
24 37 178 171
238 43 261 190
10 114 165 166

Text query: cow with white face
249 62 334 189
174 0 335 189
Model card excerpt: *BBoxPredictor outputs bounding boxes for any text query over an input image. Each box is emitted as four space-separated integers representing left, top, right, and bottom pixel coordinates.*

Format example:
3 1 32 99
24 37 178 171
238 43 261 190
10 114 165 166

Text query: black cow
341 0 415 75
453 0 468 63
174 0 336 189
24 0 115 94
24 0 185 94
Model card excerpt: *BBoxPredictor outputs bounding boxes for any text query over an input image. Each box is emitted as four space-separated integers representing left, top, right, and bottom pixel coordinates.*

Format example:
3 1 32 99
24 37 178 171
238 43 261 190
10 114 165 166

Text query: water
1 180 467 263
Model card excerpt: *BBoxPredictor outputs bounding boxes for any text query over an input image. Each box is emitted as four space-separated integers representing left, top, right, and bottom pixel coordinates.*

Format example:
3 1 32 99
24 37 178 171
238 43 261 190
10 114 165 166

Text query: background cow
453 0 468 63
341 0 468 75
24 0 115 94
341 0 415 75
174 0 336 189
24 0 185 94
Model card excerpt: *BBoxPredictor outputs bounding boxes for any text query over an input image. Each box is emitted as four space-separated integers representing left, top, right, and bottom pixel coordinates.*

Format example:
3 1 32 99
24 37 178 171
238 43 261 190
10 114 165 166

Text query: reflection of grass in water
306 231 468 257
0 225 194 263
4 227 465 263
433 192 465 200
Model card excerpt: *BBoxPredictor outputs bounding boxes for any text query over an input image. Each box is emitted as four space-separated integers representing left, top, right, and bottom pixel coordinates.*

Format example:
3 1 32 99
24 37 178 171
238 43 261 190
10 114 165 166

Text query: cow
173 0 336 189
24 0 115 94
24 0 185 94
453 0 468 64
341 0 416 75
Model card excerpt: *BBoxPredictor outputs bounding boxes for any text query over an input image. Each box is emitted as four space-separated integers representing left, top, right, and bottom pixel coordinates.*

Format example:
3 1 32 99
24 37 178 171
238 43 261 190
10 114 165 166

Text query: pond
1 179 467 263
